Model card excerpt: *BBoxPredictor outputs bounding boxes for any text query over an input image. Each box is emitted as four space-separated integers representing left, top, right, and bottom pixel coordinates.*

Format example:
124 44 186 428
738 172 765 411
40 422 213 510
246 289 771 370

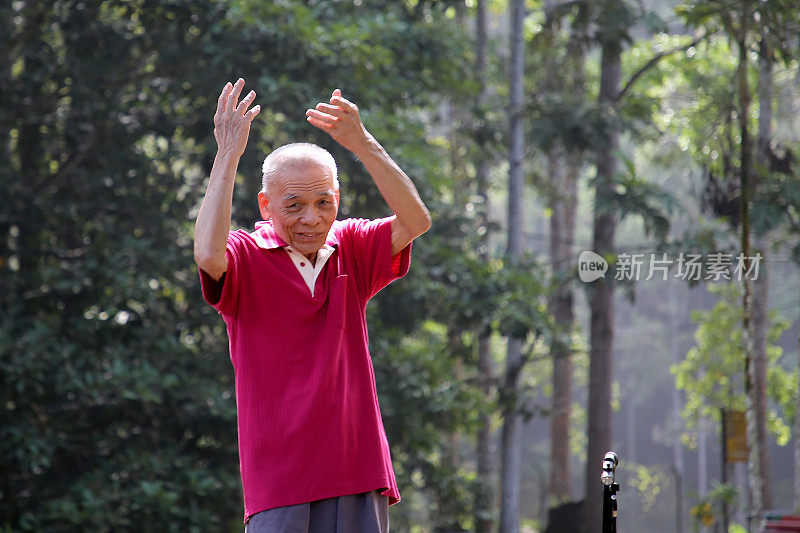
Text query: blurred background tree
0 0 478 530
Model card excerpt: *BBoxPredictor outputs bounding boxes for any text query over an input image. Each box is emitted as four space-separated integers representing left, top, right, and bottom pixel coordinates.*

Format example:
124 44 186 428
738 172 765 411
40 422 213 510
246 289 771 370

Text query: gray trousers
245 491 389 533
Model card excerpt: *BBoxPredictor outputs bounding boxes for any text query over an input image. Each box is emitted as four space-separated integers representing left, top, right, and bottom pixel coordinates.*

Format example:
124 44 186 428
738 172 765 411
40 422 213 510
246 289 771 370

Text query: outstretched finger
306 115 333 131
306 109 339 125
245 104 261 122
330 95 356 113
236 90 256 115
227 78 245 112
217 82 233 114
315 103 342 116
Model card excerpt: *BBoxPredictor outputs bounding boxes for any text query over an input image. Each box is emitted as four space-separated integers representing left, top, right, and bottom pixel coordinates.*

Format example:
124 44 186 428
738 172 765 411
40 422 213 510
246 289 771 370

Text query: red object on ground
765 516 800 532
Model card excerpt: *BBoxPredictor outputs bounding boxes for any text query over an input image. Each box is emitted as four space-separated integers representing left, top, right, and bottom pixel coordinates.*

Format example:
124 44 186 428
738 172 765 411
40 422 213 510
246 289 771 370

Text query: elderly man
193 78 430 532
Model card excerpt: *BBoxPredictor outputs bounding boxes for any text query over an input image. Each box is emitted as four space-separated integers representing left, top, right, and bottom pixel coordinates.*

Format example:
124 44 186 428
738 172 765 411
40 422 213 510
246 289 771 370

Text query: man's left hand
306 89 372 155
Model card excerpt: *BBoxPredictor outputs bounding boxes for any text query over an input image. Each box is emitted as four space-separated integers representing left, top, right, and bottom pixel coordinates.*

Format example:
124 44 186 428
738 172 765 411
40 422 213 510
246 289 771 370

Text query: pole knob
601 451 618 486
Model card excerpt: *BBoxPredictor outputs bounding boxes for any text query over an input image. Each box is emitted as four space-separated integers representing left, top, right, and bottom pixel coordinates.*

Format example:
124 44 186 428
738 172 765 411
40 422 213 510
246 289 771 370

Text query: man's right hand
194 78 259 281
214 78 260 159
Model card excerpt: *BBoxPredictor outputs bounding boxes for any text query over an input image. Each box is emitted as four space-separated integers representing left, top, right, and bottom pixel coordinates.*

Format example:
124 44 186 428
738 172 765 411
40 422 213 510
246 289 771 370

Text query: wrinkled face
258 162 339 260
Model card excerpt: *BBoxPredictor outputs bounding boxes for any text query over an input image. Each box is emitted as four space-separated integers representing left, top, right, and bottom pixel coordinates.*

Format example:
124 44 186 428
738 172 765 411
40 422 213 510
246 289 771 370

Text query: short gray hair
261 143 339 194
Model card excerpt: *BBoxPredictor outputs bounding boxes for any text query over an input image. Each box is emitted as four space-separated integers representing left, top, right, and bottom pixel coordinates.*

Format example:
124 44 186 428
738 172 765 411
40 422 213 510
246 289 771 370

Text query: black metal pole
602 483 619 533
602 451 619 533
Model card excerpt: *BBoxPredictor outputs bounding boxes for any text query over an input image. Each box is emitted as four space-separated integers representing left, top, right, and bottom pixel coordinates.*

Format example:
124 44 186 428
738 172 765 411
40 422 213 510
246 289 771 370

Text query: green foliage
525 5 600 154
0 0 475 529
525 1 672 155
624 462 668 513
638 25 800 269
526 94 610 154
1 0 243 529
689 482 739 532
371 319 486 531
594 0 639 47
676 0 799 65
671 0 800 236
641 34 740 185
369 206 558 527
672 283 794 446
594 151 679 240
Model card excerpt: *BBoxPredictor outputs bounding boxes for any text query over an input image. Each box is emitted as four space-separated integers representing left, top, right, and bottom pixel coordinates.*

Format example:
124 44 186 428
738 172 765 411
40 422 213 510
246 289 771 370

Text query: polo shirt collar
252 220 339 250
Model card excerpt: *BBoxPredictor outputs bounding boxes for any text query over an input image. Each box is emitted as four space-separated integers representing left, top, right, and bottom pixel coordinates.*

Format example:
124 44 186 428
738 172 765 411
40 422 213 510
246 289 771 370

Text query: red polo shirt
199 217 409 523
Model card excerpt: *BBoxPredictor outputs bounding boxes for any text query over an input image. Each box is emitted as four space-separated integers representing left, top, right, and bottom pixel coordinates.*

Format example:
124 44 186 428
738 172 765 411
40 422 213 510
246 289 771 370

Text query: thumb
331 88 342 100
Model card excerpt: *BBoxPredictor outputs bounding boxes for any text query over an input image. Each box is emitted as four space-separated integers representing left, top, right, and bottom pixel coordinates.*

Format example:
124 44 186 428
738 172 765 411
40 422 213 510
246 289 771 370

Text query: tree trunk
500 339 523 533
0 2 10 166
582 7 621 531
698 423 710 533
721 408 730 532
738 18 766 516
540 0 584 511
752 32 774 513
547 143 577 504
750 252 770 499
796 286 800 513
698 416 708 497
670 287 685 533
474 2 495 531
476 336 495 533
440 335 466 531
505 0 525 260
541 3 584 502
499 1 526 531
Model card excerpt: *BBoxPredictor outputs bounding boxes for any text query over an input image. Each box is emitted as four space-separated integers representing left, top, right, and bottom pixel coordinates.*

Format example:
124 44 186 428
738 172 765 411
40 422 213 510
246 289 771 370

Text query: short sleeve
199 231 246 317
336 217 411 302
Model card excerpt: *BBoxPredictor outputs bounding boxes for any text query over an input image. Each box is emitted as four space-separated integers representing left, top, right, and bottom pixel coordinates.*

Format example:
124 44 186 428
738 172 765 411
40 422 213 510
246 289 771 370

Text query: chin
295 243 321 255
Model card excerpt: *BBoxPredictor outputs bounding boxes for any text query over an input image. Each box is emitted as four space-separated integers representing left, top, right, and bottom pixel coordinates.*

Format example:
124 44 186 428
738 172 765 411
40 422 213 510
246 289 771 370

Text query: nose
299 205 322 226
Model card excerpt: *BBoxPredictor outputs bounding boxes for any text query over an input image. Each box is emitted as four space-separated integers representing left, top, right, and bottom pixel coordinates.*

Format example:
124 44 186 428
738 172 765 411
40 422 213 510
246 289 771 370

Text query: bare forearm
195 78 260 280
353 135 431 238
194 152 238 280
305 89 430 252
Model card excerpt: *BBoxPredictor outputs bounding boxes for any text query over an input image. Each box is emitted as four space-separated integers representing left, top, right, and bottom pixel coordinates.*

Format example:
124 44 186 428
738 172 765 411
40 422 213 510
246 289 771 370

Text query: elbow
419 209 432 235
194 247 226 280
419 209 433 235
394 206 432 245
193 243 209 268
406 211 431 242
404 209 431 241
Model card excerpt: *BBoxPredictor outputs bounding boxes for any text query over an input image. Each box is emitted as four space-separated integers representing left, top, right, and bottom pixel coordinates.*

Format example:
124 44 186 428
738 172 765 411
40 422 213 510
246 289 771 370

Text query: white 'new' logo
578 251 608 282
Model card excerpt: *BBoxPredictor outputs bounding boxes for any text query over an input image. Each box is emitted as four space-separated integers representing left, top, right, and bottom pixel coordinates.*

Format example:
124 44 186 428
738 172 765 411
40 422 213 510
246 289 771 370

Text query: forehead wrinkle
268 164 337 205
280 188 336 202
278 179 334 194
279 170 330 183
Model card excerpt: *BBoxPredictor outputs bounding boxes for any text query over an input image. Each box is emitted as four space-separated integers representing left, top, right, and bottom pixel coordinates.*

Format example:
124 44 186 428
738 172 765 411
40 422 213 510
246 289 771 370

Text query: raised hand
306 89 431 255
194 79 260 281
214 78 261 159
305 89 371 155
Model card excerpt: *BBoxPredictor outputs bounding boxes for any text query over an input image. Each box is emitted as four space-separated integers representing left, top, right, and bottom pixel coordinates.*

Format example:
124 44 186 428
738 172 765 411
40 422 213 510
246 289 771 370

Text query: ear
334 189 340 206
258 192 271 220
